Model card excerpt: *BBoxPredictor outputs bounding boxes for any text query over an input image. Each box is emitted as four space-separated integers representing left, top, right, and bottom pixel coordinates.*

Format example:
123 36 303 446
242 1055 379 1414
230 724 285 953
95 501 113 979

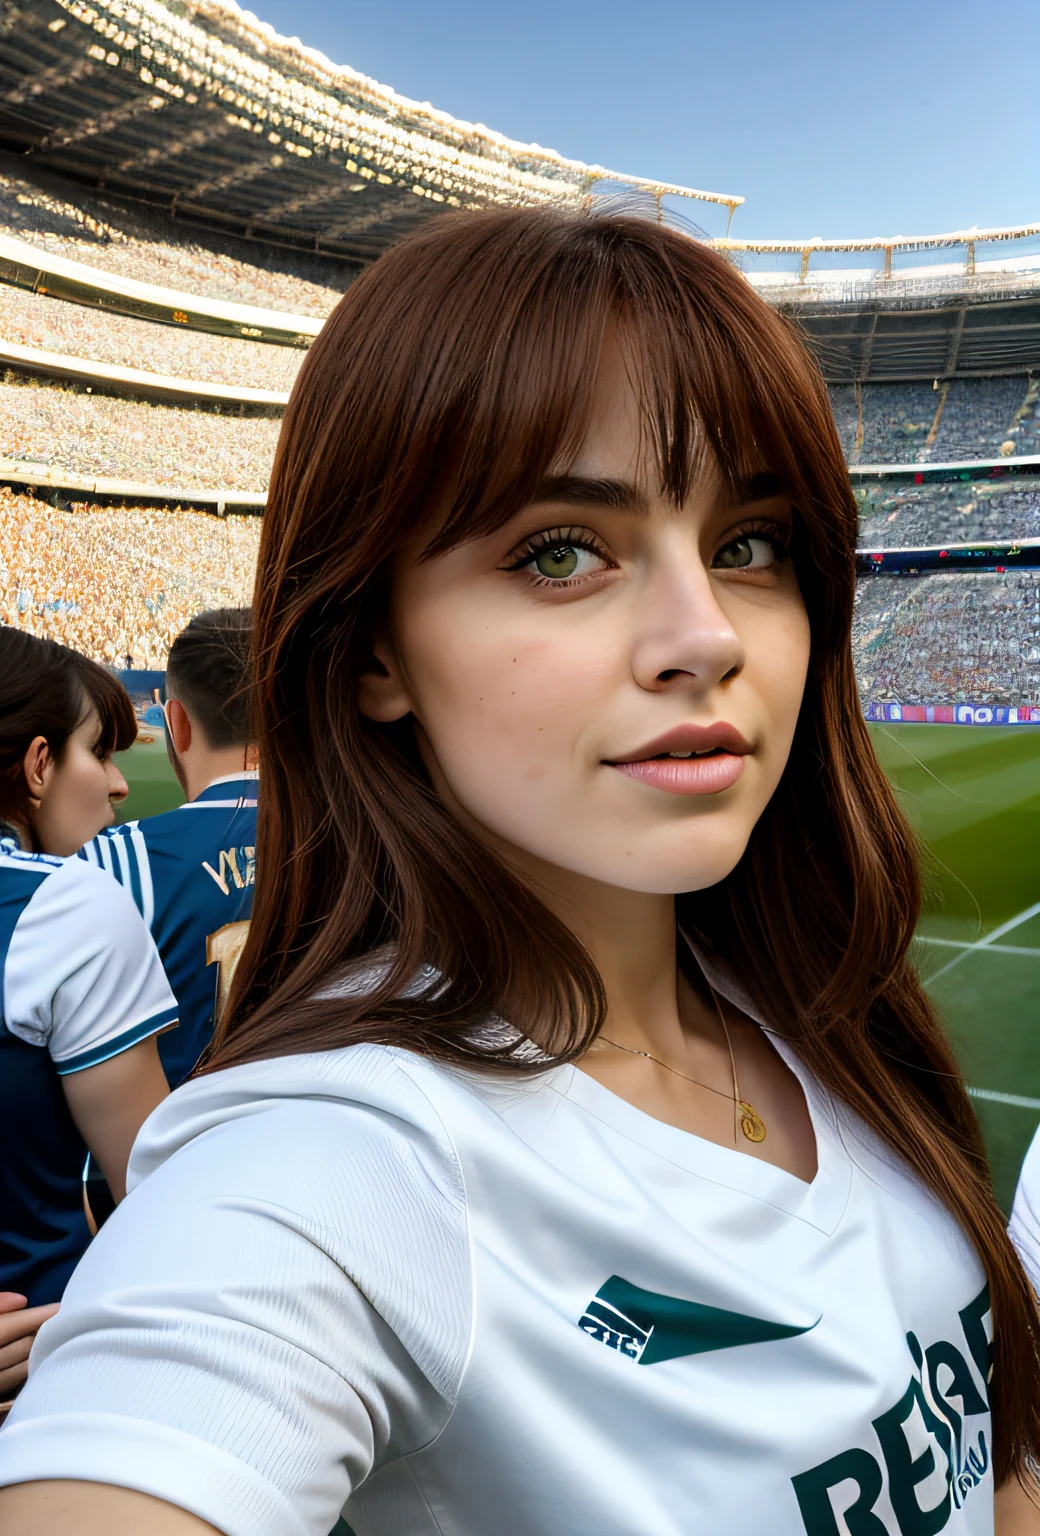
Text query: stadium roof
794 292 1040 382
0 0 742 262
728 225 1040 382
2 0 1038 381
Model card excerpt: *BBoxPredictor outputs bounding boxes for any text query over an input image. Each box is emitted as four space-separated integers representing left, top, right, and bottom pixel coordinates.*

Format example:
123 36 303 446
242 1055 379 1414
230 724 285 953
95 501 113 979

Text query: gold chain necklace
598 988 766 1145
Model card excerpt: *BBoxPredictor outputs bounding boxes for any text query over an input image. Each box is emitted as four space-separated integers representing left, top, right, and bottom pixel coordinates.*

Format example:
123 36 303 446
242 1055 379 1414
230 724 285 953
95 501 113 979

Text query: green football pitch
115 725 1040 1211
870 724 1040 1211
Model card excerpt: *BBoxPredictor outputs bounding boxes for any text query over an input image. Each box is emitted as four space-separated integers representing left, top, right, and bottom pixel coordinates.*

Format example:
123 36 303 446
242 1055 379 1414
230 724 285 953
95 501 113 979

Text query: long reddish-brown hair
207 207 1040 1479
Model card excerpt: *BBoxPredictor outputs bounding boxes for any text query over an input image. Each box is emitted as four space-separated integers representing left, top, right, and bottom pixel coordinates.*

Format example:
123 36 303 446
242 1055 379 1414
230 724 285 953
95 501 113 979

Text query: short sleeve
4 857 177 1072
0 1064 473 1536
1010 1127 1040 1295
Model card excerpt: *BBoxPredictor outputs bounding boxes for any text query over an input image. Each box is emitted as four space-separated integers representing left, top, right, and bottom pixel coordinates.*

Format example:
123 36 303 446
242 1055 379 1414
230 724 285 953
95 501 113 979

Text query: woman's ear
21 735 54 809
357 636 415 723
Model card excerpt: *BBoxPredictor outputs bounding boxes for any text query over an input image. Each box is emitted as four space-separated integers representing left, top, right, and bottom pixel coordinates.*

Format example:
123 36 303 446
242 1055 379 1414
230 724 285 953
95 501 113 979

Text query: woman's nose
106 762 129 803
629 552 744 693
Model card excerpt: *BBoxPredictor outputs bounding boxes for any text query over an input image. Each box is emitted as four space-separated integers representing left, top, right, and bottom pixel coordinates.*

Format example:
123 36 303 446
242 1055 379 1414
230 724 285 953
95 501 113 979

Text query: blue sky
246 0 1037 242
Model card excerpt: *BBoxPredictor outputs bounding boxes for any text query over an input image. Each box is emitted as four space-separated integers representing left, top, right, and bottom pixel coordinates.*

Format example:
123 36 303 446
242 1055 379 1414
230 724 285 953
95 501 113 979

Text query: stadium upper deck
731 227 1040 383
0 0 739 265
2 0 1038 385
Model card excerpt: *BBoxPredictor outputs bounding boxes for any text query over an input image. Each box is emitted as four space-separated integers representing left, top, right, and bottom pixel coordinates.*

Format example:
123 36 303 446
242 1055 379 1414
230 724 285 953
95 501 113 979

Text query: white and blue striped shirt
0 838 176 1303
80 773 257 1086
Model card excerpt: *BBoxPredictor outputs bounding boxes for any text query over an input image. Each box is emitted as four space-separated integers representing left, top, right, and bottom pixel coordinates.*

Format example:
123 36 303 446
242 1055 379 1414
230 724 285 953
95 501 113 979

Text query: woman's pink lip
610 754 745 796
608 722 751 763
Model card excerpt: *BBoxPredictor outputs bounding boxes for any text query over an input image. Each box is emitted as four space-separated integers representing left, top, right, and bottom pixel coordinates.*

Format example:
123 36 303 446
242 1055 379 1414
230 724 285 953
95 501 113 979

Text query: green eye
716 537 753 569
535 545 579 579
714 535 778 570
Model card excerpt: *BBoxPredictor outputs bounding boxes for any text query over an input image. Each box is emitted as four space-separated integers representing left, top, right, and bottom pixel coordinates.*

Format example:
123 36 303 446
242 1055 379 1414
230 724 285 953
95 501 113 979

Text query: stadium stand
0 0 737 264
0 488 259 666
856 481 1040 550
936 378 1039 462
853 571 1040 705
0 336 290 406
829 378 1040 466
737 227 1040 383
0 280 303 388
0 227 323 345
858 381 941 465
0 372 279 488
0 153 347 315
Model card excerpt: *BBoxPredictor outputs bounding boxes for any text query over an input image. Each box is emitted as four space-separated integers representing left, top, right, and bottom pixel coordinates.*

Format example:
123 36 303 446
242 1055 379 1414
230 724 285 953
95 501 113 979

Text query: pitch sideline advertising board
865 703 1040 725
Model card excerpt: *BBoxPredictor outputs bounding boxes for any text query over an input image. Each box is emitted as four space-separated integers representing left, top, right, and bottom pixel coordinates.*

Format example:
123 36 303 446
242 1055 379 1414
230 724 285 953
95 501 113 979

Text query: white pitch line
924 899 1040 985
914 937 1040 958
968 1087 1040 1112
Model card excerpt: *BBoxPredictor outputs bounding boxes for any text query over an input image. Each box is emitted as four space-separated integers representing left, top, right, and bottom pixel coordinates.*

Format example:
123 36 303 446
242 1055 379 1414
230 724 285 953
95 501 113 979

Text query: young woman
0 211 1037 1534
0 630 174 1401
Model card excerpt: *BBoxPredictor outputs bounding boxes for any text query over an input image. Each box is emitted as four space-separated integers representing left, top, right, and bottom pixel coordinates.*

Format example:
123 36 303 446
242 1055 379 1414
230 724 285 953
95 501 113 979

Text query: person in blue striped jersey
80 610 257 1088
0 629 174 1399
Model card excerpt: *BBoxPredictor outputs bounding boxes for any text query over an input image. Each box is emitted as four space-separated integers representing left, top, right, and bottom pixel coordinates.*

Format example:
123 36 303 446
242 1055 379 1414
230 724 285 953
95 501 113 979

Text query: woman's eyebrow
734 470 785 503
530 475 648 514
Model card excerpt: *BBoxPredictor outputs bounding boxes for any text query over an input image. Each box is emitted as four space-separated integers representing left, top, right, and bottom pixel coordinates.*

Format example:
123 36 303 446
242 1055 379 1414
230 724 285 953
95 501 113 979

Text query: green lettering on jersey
957 1286 992 1406
873 1371 951 1536
792 1448 888 1536
791 1295 993 1536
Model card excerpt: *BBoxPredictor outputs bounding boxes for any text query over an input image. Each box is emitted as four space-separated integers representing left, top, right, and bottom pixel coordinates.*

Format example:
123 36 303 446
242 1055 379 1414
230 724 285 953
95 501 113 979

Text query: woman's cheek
420 631 596 816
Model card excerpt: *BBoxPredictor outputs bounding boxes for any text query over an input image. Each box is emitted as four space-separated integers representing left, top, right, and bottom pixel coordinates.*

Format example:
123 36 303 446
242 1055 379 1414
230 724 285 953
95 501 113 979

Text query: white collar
200 770 260 792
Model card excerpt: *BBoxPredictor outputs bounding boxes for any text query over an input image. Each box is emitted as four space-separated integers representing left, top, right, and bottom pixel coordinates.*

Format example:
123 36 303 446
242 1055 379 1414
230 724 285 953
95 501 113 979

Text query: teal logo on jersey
792 1285 992 1536
577 1275 819 1365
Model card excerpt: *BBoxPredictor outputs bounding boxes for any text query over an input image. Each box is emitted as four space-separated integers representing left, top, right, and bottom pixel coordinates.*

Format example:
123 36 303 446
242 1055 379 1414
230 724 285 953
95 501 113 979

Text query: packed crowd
9 471 1040 700
858 381 939 464
0 375 279 490
0 490 260 668
853 570 1040 704
935 377 1037 462
855 480 1040 548
828 377 1040 465
0 160 346 318
0 286 304 393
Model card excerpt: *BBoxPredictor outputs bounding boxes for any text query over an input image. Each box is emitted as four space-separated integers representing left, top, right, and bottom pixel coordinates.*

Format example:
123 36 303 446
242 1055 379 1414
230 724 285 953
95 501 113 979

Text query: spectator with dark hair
80 608 257 1087
0 628 174 1401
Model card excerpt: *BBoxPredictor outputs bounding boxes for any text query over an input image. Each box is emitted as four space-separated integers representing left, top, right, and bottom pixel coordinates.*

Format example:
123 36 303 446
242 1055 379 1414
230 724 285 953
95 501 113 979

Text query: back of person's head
166 609 252 750
0 626 136 838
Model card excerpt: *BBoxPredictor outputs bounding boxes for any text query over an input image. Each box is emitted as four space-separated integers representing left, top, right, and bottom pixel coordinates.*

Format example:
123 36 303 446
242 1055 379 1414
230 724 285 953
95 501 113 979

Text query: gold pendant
739 1100 766 1143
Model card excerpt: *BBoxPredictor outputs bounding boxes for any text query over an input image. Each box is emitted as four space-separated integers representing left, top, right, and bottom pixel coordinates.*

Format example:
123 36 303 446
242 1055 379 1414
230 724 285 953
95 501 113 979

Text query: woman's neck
508 852 697 1060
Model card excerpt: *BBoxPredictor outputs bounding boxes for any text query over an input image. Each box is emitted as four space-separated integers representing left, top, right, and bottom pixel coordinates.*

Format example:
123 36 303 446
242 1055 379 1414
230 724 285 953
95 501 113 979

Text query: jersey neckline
556 1036 851 1237
194 771 258 798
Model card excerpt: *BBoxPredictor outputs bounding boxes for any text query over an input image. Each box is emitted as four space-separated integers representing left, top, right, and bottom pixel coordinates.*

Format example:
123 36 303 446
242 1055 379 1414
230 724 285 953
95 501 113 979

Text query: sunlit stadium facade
0 0 740 260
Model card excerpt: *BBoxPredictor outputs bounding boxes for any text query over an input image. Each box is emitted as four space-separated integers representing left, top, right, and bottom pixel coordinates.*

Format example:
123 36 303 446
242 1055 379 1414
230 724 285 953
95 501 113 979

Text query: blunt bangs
403 215 859 595
73 654 137 757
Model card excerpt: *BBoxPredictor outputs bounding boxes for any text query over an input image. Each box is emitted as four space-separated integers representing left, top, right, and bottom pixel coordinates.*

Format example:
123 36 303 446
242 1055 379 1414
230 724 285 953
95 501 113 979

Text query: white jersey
0 1030 993 1535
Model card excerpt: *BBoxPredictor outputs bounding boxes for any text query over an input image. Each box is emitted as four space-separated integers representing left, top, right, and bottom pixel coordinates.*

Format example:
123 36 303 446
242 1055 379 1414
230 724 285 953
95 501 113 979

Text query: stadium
0 0 1038 1209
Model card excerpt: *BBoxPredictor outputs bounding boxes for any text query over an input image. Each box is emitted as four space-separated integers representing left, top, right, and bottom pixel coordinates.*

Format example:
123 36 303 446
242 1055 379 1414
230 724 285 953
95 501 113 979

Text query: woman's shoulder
0 841 149 915
128 1042 520 1197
